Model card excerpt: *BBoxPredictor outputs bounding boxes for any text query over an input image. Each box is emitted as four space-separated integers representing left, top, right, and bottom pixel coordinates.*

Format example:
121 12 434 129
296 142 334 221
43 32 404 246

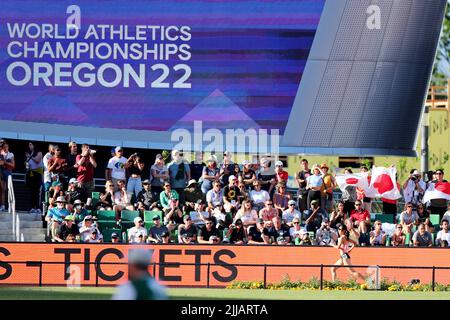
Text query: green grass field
0 287 448 300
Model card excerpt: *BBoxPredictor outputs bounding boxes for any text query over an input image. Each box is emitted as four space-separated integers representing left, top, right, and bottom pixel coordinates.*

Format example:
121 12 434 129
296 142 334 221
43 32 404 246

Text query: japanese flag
336 173 369 191
365 166 401 200
422 182 450 204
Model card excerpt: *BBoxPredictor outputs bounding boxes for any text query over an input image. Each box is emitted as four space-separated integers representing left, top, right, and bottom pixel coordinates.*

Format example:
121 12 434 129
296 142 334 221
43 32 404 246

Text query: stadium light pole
420 105 429 176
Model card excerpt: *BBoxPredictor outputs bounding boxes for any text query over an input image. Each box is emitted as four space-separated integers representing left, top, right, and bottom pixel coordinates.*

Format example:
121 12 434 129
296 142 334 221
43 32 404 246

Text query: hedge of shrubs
226 276 450 291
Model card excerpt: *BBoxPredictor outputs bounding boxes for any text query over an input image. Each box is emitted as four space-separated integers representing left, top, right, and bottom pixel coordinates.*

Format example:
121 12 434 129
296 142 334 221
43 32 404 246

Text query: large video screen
0 0 325 133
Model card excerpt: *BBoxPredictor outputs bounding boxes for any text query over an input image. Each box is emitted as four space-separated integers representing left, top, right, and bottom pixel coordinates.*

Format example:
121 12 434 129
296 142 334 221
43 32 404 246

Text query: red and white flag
365 166 401 200
422 182 450 203
336 173 369 191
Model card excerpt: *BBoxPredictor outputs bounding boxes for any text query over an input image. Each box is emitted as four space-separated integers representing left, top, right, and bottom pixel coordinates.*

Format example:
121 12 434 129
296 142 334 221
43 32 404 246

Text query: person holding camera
75 144 97 195
316 219 338 246
225 219 247 244
403 169 426 209
126 152 145 199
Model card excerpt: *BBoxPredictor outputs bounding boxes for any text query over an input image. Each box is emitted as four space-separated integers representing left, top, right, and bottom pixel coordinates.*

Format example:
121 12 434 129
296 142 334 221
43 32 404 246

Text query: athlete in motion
330 224 365 282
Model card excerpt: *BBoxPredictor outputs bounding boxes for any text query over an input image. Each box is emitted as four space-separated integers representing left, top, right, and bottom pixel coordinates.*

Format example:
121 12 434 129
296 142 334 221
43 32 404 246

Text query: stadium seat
120 210 140 229
374 214 394 224
385 236 391 246
430 214 441 231
405 233 411 246
97 210 117 230
102 228 121 242
144 210 163 227
91 192 100 208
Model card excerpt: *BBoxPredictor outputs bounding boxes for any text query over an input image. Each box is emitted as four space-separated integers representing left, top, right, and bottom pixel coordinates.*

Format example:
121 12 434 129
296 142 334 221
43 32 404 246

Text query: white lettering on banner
4 5 193 89
366 5 381 30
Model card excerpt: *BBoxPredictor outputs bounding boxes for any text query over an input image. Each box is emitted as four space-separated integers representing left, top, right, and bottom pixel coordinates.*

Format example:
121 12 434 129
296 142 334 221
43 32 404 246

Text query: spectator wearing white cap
282 200 301 227
241 160 256 191
219 151 236 186
167 150 191 205
274 160 288 185
112 249 167 300
128 217 148 243
250 180 270 211
150 154 169 196
223 175 241 213
402 169 426 208
201 155 220 194
106 146 131 190
66 178 88 209
79 215 102 242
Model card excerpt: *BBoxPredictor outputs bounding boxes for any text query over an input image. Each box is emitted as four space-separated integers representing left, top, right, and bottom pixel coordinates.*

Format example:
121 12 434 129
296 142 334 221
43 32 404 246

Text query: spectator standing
296 158 311 212
66 178 88 208
126 153 145 199
357 166 372 213
47 146 68 187
428 169 448 219
241 160 256 191
412 223 433 247
381 172 400 217
167 150 191 205
190 151 206 182
106 146 130 190
403 169 426 209
201 155 220 194
341 168 357 215
257 158 276 195
65 141 78 180
274 161 288 185
320 163 336 213
219 151 236 186
0 141 15 212
75 144 97 196
43 144 55 191
150 154 169 196
306 164 324 210
25 142 44 213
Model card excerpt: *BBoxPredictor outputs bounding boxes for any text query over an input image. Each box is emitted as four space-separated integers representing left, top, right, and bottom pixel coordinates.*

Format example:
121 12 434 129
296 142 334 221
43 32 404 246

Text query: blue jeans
127 177 142 198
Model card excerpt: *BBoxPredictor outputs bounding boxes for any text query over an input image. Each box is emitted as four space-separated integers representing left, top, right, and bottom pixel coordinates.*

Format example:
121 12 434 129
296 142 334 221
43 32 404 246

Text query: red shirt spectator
350 209 370 223
275 161 288 184
76 154 94 183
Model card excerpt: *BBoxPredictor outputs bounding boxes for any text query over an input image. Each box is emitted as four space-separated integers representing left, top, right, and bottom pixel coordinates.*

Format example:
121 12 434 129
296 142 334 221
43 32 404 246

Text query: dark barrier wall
0 243 448 286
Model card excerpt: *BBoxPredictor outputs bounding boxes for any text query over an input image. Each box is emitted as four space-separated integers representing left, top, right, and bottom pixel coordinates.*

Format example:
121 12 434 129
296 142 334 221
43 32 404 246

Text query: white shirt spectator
282 208 301 224
442 211 450 222
108 156 127 180
114 191 131 206
43 152 53 183
128 226 148 243
436 230 450 246
234 210 258 225
403 179 426 204
289 226 304 239
250 189 270 205
79 225 102 242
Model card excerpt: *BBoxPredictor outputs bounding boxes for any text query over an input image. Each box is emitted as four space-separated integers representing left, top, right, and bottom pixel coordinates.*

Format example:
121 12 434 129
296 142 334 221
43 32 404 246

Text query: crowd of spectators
0 139 446 247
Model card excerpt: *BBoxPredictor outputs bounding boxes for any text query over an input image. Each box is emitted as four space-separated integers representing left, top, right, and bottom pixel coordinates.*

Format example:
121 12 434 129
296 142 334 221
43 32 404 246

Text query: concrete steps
0 212 46 242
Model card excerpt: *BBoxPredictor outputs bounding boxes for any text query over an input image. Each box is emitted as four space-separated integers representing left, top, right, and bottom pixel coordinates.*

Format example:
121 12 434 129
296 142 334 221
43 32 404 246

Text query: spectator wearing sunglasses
400 202 419 238
282 200 301 227
289 218 303 243
197 218 221 244
391 224 406 247
250 180 270 211
259 200 279 228
369 220 386 246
